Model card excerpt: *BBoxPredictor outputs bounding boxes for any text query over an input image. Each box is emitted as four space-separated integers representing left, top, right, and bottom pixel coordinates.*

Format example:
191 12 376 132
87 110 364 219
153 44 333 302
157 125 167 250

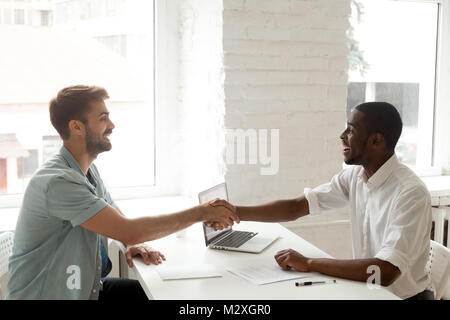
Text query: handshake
200 199 240 231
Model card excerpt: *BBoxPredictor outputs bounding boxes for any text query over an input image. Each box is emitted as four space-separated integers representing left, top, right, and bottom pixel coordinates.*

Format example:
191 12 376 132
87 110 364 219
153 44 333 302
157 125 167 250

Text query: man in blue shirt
7 85 239 300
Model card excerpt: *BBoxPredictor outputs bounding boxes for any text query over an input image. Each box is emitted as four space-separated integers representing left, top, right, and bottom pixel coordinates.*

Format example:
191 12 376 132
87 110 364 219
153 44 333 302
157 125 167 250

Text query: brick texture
223 0 351 210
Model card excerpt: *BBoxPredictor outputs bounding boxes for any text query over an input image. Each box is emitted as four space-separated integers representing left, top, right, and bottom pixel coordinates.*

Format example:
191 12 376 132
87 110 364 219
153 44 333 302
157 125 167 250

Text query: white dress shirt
304 154 432 299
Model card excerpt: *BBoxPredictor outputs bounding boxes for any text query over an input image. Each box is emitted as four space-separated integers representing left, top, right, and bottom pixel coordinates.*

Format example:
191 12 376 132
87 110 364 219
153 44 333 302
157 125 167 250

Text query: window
42 135 63 163
348 0 441 169
41 10 50 26
17 150 39 179
14 9 24 24
95 35 127 57
0 0 155 196
106 0 125 17
79 0 93 20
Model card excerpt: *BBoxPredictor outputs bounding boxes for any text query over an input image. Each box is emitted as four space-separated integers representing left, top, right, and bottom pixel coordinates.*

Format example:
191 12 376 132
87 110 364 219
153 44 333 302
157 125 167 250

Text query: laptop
198 182 278 253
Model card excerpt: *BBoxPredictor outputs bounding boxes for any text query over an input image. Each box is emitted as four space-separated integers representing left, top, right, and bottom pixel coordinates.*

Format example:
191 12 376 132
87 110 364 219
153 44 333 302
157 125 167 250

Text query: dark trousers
405 289 434 300
98 277 148 301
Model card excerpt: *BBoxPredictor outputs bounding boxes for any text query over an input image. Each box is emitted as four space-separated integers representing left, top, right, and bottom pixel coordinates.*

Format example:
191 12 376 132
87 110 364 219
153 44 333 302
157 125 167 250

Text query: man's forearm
113 207 129 247
128 207 203 244
306 258 400 287
237 196 309 222
113 206 208 245
82 204 206 246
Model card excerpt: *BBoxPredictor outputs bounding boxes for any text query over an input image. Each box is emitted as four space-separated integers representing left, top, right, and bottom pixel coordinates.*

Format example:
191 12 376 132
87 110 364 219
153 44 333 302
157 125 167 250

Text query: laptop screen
198 182 231 245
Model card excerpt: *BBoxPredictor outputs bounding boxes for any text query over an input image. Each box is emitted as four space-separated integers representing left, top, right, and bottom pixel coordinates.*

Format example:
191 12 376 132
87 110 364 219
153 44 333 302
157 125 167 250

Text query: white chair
426 240 450 300
108 239 131 279
0 231 14 300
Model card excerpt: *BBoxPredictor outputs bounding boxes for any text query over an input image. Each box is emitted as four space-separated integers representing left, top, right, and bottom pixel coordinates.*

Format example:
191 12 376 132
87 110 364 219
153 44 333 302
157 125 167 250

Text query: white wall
166 0 353 256
222 0 351 228
174 0 353 235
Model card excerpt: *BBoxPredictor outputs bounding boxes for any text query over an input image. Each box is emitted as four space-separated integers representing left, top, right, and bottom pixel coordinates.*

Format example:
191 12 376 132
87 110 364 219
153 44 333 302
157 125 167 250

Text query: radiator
431 206 450 248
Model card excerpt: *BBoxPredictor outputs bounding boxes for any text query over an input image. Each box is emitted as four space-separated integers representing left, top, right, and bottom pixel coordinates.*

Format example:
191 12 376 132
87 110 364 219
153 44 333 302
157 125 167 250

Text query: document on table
157 264 222 280
227 260 309 285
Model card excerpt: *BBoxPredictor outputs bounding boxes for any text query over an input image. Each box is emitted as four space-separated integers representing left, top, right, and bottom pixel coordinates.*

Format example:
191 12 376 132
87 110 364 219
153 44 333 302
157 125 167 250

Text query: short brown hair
49 85 109 140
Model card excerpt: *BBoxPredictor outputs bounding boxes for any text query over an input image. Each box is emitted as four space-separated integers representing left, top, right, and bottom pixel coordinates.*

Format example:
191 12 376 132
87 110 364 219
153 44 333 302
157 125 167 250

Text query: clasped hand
203 199 240 231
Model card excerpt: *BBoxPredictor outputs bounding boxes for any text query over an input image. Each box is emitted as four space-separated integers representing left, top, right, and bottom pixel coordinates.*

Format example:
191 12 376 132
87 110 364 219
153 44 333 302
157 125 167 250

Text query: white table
128 221 400 300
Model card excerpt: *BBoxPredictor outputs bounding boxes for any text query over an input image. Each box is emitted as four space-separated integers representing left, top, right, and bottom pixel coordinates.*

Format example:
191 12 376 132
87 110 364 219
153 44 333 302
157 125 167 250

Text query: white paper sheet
227 260 309 285
157 264 222 280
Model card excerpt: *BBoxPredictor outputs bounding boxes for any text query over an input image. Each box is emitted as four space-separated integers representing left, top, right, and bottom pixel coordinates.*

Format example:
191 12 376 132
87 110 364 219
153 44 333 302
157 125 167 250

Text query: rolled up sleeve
374 187 431 276
304 168 353 215
375 247 409 276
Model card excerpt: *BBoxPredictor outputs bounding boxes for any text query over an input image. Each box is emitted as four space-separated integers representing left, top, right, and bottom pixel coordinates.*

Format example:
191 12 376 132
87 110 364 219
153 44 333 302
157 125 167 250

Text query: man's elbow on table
377 259 401 287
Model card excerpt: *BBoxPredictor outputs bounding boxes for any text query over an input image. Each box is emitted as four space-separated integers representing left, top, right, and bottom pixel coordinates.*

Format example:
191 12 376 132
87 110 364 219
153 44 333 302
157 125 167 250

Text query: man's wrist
194 204 206 222
234 205 245 222
306 258 315 272
235 206 241 219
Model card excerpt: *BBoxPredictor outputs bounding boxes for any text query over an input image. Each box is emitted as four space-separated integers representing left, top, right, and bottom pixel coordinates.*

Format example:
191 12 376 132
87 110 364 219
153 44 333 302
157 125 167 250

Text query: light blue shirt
7 146 116 300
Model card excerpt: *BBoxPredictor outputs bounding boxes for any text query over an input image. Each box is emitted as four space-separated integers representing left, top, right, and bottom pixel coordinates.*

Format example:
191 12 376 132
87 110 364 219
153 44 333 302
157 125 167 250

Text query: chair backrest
0 231 14 300
426 240 450 300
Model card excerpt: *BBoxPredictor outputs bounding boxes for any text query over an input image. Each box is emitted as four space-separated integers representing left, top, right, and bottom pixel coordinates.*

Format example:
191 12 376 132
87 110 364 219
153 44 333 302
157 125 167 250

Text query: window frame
397 0 450 176
349 0 450 176
0 0 181 208
432 0 450 174
389 0 450 176
93 0 182 201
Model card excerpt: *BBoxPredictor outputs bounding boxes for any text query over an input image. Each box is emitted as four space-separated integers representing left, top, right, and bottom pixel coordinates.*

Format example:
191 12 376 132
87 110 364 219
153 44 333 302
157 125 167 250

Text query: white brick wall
223 0 351 212
174 0 353 253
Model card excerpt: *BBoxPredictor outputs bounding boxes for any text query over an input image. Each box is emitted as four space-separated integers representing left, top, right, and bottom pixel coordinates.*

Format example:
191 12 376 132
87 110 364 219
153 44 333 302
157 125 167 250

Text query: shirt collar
59 146 95 187
358 154 399 190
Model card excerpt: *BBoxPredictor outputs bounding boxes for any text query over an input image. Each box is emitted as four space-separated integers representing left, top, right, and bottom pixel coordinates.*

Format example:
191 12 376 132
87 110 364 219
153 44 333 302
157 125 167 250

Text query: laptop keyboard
214 231 257 248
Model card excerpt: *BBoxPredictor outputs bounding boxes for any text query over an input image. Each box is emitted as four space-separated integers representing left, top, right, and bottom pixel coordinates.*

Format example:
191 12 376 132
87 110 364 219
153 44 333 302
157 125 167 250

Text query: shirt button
93 289 97 293
98 266 101 270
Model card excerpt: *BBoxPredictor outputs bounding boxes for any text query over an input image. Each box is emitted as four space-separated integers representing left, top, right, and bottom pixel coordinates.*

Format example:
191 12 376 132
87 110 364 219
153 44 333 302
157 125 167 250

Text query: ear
68 120 85 137
371 133 386 148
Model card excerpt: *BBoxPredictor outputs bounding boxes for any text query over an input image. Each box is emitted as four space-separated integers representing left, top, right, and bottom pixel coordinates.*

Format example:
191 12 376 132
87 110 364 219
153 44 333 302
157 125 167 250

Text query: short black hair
354 102 403 151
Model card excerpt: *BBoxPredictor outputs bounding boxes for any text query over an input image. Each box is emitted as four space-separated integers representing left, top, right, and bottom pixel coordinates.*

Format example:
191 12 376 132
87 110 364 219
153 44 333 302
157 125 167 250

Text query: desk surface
421 175 450 195
130 221 400 300
420 176 450 206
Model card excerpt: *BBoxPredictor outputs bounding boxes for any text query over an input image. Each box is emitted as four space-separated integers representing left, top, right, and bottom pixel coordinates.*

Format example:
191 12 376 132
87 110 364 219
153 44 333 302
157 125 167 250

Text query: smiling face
340 109 370 165
84 100 115 157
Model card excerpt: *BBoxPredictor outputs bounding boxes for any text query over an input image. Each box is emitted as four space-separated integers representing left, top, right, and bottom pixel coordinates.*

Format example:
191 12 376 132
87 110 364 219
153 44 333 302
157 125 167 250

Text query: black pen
295 280 337 286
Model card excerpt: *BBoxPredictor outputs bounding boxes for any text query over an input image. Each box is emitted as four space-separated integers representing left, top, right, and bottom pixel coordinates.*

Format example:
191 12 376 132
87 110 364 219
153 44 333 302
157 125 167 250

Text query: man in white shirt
210 102 433 300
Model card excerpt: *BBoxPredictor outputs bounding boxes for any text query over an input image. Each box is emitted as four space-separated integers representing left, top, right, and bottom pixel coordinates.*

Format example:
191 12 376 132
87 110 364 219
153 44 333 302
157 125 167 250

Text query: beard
85 126 112 157
343 140 369 166
344 156 358 165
